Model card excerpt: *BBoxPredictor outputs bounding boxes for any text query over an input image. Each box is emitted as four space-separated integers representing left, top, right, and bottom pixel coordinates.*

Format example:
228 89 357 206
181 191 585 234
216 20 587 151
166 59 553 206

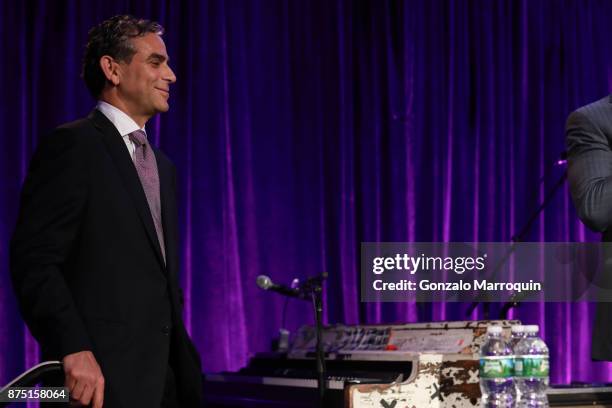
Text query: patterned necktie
129 130 166 263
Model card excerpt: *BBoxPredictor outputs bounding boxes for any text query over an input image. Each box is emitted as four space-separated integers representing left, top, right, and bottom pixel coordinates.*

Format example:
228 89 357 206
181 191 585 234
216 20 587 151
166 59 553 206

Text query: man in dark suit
567 95 612 361
10 15 202 407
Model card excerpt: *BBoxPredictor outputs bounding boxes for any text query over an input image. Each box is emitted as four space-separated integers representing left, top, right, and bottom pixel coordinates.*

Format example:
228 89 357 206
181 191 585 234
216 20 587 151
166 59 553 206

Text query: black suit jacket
10 110 202 407
567 94 612 361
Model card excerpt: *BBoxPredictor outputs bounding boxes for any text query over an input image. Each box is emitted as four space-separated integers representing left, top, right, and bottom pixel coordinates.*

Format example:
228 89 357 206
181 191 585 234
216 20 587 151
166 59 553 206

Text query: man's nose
165 65 177 84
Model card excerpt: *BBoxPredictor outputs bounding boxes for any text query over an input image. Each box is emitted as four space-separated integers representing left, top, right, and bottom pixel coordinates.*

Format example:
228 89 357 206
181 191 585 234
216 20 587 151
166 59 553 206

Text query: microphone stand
465 154 567 319
301 273 328 408
258 272 329 406
312 285 326 407
498 169 567 318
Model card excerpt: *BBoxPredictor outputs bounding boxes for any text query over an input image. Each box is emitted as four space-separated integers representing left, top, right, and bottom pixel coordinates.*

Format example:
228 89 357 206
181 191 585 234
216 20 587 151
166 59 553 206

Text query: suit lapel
88 110 166 270
156 148 177 279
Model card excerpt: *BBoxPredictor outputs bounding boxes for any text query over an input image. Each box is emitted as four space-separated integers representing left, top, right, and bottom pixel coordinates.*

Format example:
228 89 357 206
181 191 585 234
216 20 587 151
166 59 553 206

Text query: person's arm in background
566 110 612 232
10 128 104 408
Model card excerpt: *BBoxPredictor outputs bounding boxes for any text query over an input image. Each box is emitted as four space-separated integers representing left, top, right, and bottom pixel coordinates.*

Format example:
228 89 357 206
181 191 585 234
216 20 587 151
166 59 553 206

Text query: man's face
116 33 176 117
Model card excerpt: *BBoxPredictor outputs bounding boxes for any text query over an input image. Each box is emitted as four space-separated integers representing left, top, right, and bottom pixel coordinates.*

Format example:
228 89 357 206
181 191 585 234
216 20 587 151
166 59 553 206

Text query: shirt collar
96 100 146 139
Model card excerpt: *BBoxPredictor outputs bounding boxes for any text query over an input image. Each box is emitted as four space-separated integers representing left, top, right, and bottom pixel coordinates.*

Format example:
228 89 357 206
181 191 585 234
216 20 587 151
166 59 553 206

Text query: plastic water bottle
509 325 526 350
514 325 549 407
509 325 526 401
479 326 515 407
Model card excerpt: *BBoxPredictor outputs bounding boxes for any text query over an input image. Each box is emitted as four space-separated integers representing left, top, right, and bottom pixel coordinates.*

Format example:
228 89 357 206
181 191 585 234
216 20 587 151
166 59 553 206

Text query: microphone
256 275 303 299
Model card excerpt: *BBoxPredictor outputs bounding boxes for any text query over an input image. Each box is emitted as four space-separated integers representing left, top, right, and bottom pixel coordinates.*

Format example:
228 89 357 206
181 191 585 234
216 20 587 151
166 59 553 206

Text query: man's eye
151 61 161 67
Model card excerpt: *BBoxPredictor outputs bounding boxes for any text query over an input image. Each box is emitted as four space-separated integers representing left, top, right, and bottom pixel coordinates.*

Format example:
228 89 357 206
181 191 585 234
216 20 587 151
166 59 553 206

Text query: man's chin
155 103 170 113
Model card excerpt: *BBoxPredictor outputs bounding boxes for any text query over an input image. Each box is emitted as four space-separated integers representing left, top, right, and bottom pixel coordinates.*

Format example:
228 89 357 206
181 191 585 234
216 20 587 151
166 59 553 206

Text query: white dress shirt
96 101 146 159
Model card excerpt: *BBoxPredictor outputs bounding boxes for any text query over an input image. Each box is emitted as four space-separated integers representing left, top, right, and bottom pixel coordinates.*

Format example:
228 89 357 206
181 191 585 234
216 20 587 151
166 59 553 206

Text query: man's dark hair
81 15 164 98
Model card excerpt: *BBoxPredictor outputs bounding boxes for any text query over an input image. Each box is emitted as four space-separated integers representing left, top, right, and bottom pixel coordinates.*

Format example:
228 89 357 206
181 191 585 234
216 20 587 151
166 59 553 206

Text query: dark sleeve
10 128 93 359
566 110 612 232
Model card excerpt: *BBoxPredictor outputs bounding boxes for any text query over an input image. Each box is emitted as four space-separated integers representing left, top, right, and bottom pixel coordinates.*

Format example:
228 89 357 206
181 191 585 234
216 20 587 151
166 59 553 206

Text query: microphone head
256 275 273 290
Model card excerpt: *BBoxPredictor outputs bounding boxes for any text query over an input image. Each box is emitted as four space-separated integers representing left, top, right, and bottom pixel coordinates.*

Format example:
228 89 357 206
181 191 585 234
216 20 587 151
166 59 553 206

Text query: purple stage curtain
1 0 612 387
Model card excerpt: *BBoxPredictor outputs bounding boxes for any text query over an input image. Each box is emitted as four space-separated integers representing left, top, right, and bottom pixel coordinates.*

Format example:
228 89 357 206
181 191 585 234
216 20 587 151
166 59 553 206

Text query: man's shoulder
55 114 97 134
34 114 104 158
45 114 100 142
571 95 612 122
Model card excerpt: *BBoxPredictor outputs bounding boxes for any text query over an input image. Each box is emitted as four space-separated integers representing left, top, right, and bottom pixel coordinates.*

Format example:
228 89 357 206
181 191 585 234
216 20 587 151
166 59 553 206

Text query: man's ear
99 55 121 86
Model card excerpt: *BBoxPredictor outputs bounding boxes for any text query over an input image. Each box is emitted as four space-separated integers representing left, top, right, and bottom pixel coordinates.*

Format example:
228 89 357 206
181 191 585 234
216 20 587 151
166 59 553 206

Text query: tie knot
129 130 147 147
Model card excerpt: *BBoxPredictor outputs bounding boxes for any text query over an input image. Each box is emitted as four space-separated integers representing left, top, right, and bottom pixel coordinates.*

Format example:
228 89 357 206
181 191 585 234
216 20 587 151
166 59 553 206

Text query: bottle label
514 355 549 378
479 356 514 379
